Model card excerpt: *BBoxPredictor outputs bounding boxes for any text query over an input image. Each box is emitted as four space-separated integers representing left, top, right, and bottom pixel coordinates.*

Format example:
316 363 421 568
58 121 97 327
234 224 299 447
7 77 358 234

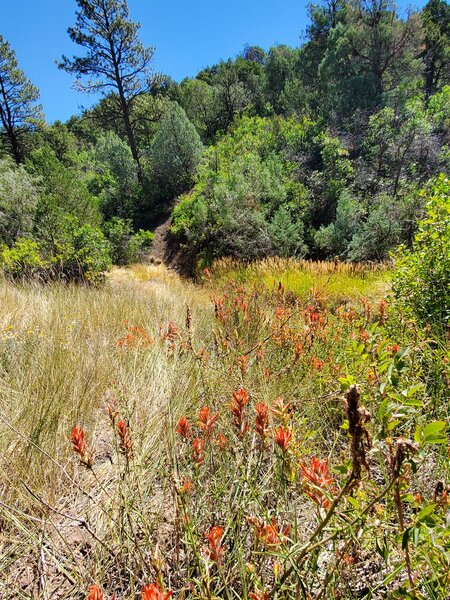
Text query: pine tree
0 35 43 163
59 0 155 179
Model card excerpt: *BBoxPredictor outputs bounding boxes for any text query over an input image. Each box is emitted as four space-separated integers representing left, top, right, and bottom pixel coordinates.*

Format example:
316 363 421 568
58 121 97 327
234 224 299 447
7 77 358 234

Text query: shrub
1 219 112 284
393 175 450 337
0 158 40 246
104 217 154 265
54 218 112 284
1 238 48 280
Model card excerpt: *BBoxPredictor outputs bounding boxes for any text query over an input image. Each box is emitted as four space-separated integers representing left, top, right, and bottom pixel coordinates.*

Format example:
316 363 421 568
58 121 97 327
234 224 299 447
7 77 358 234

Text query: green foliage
314 191 361 257
150 102 203 196
393 175 450 336
1 219 112 284
54 218 112 283
172 114 359 264
104 217 153 265
28 145 101 248
1 238 48 279
95 132 139 221
269 206 307 257
0 158 40 246
0 34 43 163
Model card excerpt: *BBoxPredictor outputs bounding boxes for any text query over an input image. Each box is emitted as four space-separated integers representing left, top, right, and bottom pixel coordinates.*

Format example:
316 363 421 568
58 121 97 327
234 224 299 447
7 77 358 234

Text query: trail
149 214 172 264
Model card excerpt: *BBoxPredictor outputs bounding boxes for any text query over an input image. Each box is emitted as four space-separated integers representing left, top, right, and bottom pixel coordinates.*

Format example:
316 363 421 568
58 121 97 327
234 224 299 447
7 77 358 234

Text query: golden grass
1 261 445 598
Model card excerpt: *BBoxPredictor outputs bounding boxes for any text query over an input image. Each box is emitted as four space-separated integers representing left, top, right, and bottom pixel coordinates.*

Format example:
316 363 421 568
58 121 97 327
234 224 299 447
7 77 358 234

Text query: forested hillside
0 0 449 278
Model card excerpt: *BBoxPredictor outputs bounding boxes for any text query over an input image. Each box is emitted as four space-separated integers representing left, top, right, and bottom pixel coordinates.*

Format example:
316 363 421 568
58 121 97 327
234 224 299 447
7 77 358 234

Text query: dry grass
0 261 447 599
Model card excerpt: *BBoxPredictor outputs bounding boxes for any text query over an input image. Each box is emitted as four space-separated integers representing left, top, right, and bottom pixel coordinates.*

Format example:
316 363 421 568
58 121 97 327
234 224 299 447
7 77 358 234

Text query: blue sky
2 0 427 123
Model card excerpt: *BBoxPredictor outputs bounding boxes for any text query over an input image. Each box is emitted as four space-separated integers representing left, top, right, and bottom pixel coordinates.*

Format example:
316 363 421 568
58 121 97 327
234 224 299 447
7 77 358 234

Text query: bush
1 219 112 284
151 102 203 196
1 238 49 280
0 159 40 246
104 217 154 265
393 175 450 337
55 219 112 284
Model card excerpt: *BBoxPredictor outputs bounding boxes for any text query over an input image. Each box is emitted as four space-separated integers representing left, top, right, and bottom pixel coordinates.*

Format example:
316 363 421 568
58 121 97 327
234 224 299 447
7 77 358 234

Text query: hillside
1 0 450 279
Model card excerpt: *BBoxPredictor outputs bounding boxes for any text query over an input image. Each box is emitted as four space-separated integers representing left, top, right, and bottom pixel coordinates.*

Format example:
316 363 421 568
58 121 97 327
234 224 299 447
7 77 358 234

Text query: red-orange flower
299 456 336 509
71 426 94 467
249 591 269 600
216 433 229 450
274 426 292 451
238 354 249 374
176 416 191 439
271 397 292 423
311 356 324 370
231 387 250 437
87 584 103 600
198 406 219 438
248 517 290 550
141 581 173 600
204 526 224 563
254 403 269 439
178 478 194 495
192 436 205 465
117 420 133 459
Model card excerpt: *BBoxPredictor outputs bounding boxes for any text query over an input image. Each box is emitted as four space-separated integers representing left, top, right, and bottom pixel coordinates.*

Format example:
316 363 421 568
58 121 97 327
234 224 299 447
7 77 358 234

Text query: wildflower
141 582 173 600
176 416 191 439
299 456 336 509
204 526 224 563
192 436 205 465
88 585 103 600
377 299 388 322
275 307 286 319
274 426 292 452
248 517 290 550
271 397 292 423
311 356 324 370
203 267 212 280
264 368 270 383
198 406 219 438
108 399 119 425
238 354 249 374
360 330 370 344
254 403 269 439
162 321 179 350
117 420 133 459
392 344 400 354
293 341 304 360
249 592 269 600
214 297 225 322
231 387 250 437
71 426 94 468
216 433 229 450
178 478 194 495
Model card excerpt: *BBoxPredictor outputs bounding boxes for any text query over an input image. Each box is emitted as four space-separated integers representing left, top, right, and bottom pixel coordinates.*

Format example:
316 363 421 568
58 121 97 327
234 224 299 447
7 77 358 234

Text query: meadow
0 260 448 599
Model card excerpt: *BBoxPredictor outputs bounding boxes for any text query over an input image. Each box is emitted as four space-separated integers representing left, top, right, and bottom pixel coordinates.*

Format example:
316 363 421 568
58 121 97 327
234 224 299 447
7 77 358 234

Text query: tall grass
0 261 447 599
208 258 391 305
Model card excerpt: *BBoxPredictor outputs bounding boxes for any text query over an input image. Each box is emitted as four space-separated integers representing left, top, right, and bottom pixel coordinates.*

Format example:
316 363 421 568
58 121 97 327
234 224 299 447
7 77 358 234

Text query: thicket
1 0 450 277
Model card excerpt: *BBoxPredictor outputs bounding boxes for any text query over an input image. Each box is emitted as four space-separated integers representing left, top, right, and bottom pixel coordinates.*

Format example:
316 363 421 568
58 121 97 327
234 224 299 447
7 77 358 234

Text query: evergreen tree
0 35 43 163
59 0 155 178
421 0 450 99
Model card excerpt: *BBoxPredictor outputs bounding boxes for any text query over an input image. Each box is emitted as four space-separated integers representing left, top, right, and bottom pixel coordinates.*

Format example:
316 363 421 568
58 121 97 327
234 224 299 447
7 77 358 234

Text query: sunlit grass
208 257 391 305
0 261 447 599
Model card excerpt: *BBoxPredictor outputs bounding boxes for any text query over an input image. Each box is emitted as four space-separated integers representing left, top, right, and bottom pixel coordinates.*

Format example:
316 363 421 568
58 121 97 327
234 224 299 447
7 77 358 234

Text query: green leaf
416 504 436 522
415 421 447 444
